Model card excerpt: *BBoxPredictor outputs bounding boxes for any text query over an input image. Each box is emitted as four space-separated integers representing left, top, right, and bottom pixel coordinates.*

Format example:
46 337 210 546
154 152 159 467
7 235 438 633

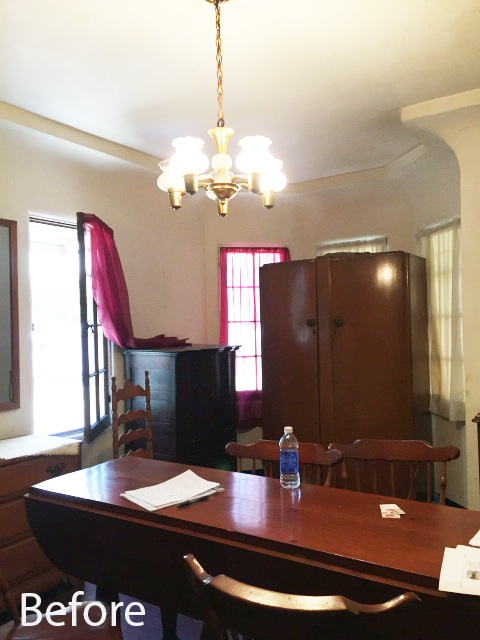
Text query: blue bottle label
280 450 299 474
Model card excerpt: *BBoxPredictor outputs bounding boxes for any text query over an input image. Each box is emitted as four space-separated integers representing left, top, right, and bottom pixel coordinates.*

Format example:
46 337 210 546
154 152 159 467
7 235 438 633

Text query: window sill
51 429 84 440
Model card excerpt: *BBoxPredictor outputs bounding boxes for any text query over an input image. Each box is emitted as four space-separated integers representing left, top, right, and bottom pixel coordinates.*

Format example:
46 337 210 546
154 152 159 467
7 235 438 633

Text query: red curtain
83 214 190 349
220 247 290 430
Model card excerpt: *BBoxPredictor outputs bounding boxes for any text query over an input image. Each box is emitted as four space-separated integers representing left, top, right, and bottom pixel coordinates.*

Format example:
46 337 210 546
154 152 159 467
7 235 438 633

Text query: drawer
0 498 29 545
0 455 79 502
0 537 52 587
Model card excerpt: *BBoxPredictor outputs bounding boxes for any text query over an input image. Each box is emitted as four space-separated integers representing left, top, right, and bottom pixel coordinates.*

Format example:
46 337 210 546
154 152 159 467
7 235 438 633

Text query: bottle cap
284 426 293 434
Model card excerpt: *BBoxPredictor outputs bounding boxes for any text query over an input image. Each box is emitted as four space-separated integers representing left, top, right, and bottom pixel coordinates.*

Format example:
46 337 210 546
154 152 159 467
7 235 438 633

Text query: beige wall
402 92 480 509
0 117 473 506
0 120 207 462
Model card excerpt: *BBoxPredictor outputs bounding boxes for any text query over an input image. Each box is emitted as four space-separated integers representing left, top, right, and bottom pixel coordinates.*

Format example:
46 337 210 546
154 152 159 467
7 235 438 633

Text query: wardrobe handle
306 318 316 328
333 318 344 328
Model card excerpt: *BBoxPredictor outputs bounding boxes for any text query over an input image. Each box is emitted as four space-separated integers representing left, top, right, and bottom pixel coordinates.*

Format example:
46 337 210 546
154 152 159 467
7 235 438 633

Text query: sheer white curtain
419 220 465 421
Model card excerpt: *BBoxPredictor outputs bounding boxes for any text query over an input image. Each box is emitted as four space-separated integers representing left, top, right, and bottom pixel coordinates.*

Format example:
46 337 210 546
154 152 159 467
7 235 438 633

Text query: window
29 218 83 435
419 219 464 421
77 213 111 442
317 235 387 256
29 216 111 440
220 247 290 394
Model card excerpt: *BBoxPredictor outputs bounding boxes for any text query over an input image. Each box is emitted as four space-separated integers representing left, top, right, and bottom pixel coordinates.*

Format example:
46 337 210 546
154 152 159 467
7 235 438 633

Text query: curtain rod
319 235 387 248
29 215 76 229
416 216 460 238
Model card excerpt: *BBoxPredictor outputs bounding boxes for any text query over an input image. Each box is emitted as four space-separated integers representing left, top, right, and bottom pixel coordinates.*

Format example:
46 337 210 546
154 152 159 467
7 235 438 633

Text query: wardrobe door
260 260 320 441
330 253 413 442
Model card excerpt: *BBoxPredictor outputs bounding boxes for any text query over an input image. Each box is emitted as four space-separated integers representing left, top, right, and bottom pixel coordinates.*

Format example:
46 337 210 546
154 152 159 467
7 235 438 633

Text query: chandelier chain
214 0 225 127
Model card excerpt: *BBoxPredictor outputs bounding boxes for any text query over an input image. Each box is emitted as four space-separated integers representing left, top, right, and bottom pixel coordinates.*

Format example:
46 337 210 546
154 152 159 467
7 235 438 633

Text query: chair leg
161 608 179 640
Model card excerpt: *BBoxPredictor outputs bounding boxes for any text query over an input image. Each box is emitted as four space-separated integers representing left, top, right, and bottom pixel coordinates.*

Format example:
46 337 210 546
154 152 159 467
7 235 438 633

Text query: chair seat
5 602 122 640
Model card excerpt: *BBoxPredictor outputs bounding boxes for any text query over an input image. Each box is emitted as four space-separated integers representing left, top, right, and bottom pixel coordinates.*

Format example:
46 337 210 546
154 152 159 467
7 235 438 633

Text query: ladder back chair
0 562 122 639
184 554 420 640
111 371 153 459
225 439 343 486
328 439 460 504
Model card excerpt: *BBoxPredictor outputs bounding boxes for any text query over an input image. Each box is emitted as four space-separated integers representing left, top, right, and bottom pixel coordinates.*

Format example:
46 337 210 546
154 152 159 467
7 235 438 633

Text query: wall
0 119 471 506
204 174 417 342
0 120 207 463
404 143 468 506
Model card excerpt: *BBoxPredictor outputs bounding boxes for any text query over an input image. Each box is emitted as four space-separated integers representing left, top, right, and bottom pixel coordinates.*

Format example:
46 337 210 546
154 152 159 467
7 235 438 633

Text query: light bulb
236 135 273 174
260 158 287 192
170 137 209 176
156 160 185 192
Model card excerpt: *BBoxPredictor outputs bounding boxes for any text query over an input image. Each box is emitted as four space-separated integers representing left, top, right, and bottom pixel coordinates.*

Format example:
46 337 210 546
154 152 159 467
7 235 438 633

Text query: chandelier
157 0 286 217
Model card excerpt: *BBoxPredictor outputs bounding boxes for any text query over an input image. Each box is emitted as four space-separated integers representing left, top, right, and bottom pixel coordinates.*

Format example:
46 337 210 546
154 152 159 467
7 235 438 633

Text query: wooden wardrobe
260 252 430 446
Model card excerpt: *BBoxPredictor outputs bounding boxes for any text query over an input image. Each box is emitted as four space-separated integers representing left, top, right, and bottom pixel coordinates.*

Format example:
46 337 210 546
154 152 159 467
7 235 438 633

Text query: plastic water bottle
279 426 300 489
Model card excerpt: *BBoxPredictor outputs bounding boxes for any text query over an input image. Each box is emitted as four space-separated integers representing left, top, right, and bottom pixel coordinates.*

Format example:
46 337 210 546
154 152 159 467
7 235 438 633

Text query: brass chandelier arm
198 176 215 187
232 175 249 189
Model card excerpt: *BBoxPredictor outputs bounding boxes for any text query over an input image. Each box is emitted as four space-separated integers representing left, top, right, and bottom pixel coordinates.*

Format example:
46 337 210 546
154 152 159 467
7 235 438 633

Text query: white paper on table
121 487 221 512
120 470 220 511
439 546 480 596
469 529 480 547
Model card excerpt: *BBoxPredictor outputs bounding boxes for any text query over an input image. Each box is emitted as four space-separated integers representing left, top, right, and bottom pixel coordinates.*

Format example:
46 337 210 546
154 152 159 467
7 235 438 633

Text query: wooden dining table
25 457 480 638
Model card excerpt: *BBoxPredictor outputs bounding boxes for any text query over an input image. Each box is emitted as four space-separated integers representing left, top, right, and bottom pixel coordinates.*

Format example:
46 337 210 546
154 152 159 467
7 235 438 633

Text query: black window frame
77 212 111 443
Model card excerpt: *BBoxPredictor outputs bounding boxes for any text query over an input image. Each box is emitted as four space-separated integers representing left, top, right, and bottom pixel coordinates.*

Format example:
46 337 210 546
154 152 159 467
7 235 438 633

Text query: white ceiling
1 0 479 182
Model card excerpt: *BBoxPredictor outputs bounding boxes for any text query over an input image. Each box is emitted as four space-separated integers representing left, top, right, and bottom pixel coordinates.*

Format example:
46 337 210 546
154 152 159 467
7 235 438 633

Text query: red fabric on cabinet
83 214 190 349
219 247 290 430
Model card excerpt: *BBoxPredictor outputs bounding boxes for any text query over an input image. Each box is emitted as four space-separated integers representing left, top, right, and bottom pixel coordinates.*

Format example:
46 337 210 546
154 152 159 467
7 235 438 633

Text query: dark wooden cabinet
260 252 430 445
123 345 238 469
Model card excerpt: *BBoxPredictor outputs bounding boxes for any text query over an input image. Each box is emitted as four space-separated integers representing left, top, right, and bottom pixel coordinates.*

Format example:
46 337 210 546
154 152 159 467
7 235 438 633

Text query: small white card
380 504 405 518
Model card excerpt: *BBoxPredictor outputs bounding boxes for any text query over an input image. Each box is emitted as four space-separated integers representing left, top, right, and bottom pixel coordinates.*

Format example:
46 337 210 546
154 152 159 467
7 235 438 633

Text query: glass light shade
260 171 287 193
260 158 287 192
212 153 232 171
170 137 209 176
156 160 185 192
236 135 274 174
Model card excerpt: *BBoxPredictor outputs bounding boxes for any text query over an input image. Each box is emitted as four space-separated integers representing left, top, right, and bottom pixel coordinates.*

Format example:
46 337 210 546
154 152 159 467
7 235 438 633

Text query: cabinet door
260 260 320 441
330 253 412 441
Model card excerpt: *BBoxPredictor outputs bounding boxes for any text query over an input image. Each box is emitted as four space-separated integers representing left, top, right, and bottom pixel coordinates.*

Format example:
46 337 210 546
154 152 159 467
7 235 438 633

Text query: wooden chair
184 554 420 640
328 439 460 504
111 372 153 459
0 562 122 639
225 439 342 486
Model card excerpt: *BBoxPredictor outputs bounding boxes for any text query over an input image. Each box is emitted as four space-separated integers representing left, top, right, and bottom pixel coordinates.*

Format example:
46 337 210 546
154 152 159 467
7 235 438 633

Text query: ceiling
1 0 479 183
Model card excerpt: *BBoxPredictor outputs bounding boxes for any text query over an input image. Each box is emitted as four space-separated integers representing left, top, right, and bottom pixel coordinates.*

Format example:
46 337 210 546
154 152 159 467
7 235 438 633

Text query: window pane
256 322 262 356
86 274 94 325
230 322 256 357
256 357 263 391
88 329 96 375
84 230 92 276
236 357 257 391
231 252 254 287
89 376 97 426
98 326 105 370
99 372 106 418
255 287 261 321
227 288 255 322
